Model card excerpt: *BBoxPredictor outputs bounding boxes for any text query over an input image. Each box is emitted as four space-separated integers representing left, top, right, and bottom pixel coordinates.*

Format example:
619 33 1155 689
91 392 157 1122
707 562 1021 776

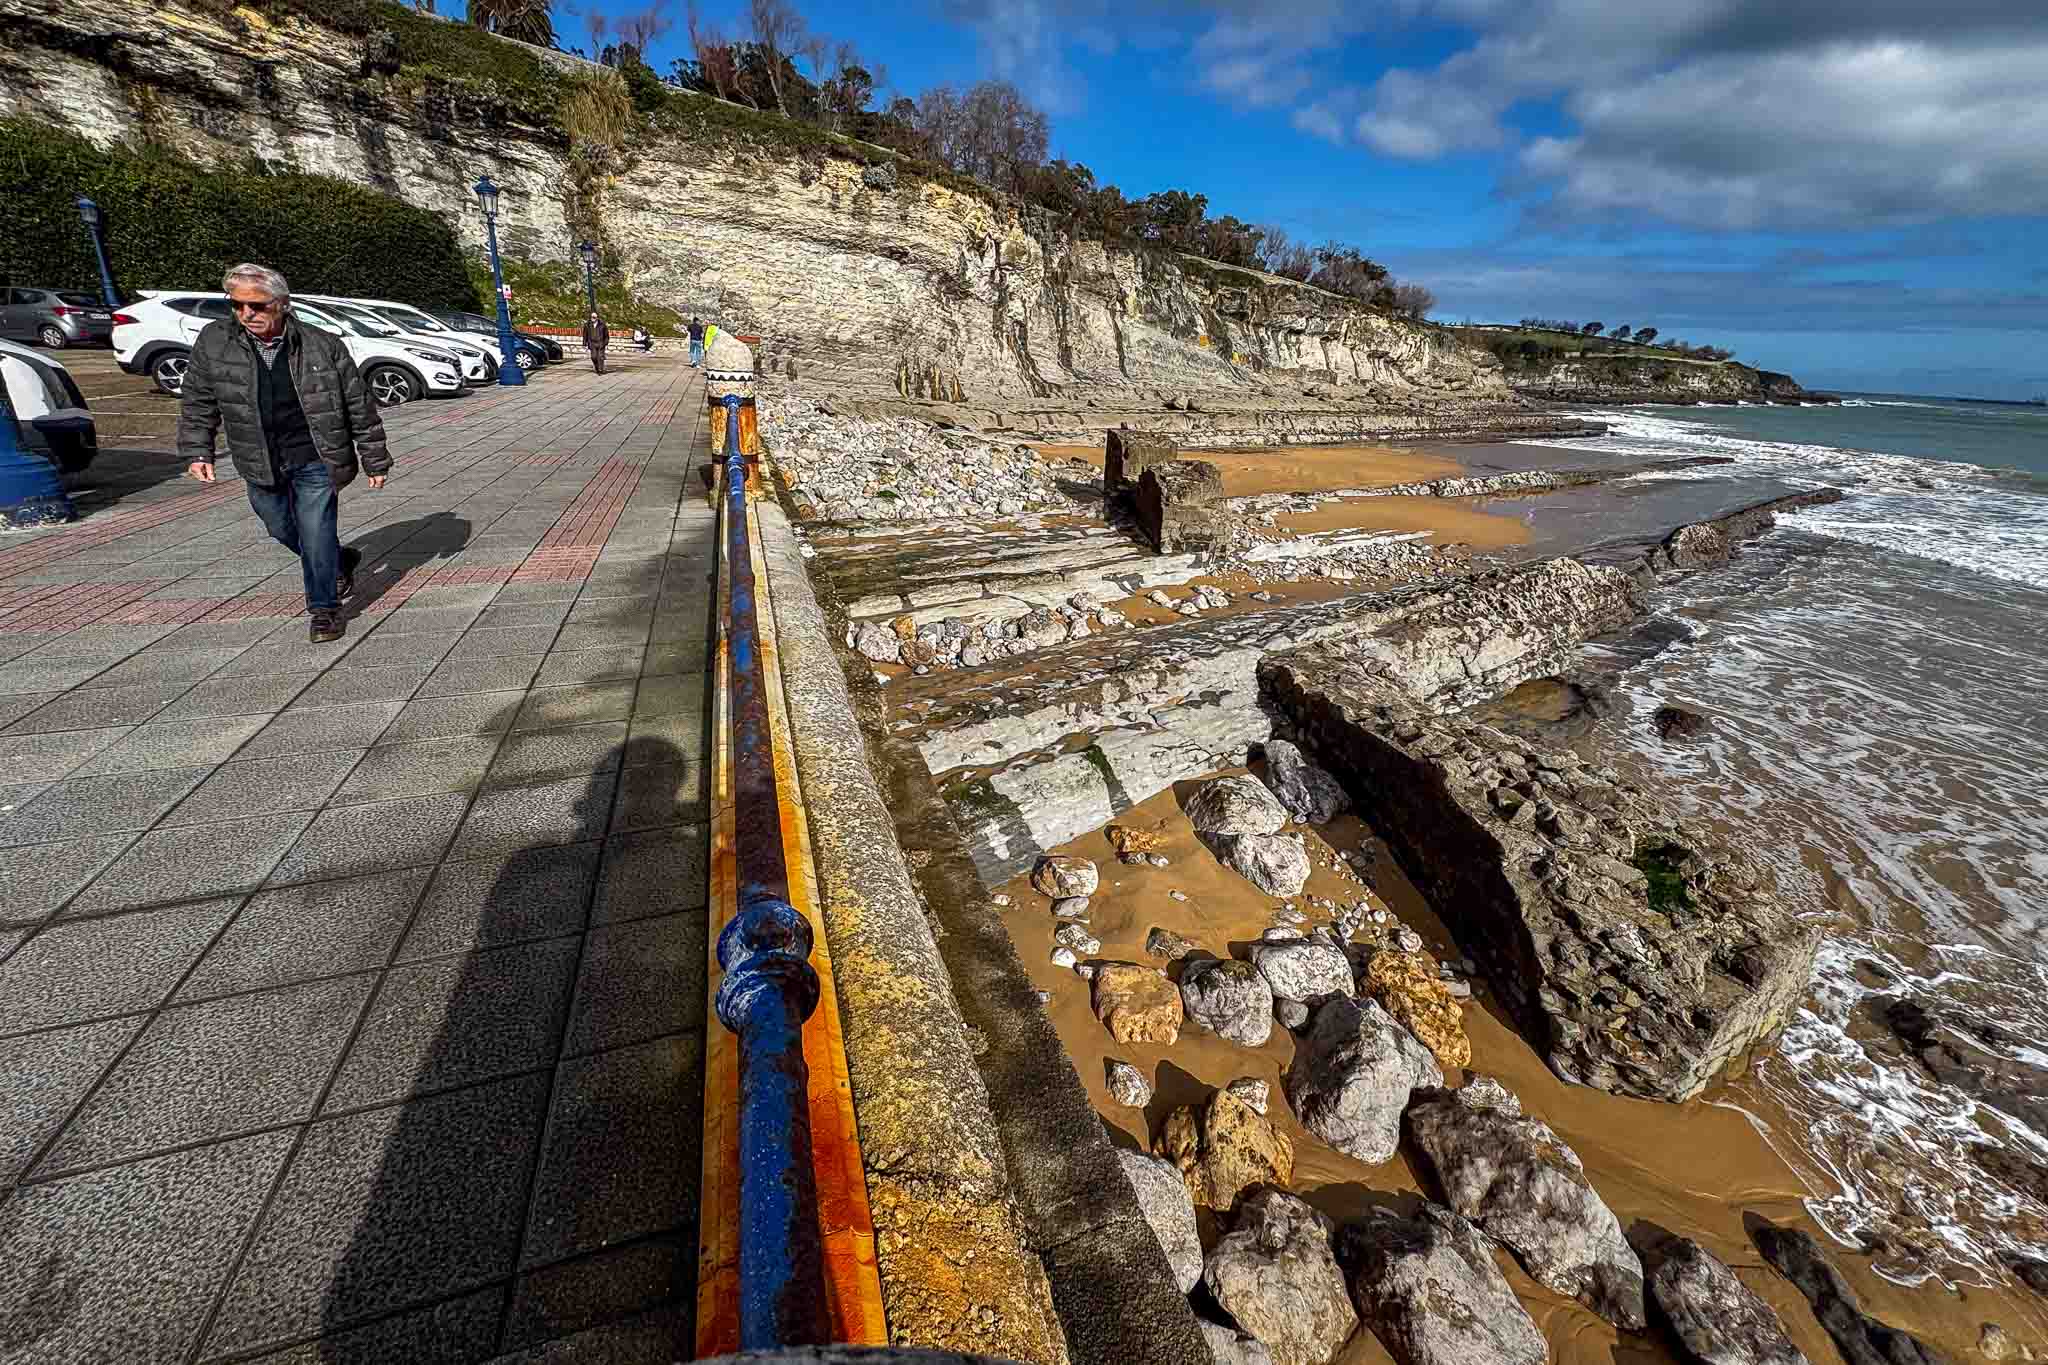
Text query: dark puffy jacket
176 316 391 490
582 318 610 349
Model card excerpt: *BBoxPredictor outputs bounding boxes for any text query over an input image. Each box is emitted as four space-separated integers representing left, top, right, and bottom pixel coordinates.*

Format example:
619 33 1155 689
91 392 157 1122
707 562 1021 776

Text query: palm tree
467 0 556 48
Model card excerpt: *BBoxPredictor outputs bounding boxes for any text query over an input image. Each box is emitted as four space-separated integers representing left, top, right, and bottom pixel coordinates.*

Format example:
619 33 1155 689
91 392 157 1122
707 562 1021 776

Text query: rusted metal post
713 363 830 1348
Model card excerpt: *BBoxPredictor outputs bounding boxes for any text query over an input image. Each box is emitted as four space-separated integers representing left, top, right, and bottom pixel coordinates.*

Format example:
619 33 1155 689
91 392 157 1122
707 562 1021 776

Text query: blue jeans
689 339 704 366
247 460 340 611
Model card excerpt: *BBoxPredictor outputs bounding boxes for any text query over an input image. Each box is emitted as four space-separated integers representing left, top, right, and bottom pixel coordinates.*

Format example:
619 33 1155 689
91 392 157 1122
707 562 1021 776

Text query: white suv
112 293 464 405
322 296 525 376
302 296 492 385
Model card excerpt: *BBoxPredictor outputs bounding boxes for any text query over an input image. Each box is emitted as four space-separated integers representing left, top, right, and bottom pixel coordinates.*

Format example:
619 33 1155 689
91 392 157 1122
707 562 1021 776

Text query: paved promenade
0 355 712 1363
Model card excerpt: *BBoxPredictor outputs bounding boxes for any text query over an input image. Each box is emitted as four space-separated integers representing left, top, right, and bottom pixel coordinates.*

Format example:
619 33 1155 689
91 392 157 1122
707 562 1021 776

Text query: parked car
300 296 491 386
0 337 97 473
431 310 559 366
323 296 527 378
0 287 114 349
112 292 464 405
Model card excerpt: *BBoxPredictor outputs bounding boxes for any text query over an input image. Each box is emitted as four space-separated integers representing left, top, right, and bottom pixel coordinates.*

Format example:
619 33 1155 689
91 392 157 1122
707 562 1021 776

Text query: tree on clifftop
1390 282 1436 320
1634 326 1658 343
467 0 555 47
1581 320 1605 335
1609 323 1633 339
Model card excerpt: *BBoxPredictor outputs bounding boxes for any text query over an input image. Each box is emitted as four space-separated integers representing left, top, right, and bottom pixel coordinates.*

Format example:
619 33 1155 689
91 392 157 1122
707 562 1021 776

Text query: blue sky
568 0 2048 399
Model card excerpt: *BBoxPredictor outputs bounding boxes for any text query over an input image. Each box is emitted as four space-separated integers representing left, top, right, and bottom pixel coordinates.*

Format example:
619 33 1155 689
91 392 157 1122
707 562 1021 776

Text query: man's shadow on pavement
317 718 710 1361
343 511 473 616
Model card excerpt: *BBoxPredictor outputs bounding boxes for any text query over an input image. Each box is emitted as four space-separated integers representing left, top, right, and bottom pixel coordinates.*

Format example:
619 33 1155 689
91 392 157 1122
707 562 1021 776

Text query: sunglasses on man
228 297 280 313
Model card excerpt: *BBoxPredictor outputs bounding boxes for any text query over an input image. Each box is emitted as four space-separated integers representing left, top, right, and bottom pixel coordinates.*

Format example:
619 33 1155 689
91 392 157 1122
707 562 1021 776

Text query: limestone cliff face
1496 354 1834 406
2 0 1512 404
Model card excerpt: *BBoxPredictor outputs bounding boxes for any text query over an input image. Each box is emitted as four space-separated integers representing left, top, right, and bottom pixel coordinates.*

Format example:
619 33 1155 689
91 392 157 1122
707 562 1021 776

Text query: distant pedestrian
632 325 652 352
582 312 609 374
179 263 387 644
687 316 705 367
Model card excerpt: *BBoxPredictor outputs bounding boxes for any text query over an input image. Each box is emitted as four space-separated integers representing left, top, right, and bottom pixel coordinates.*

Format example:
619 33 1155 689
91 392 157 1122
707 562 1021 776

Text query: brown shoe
310 610 346 644
338 546 362 600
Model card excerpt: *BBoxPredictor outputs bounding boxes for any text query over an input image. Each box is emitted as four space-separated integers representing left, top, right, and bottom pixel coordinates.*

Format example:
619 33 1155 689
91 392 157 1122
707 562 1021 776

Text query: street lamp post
472 174 526 388
577 240 599 317
75 196 119 310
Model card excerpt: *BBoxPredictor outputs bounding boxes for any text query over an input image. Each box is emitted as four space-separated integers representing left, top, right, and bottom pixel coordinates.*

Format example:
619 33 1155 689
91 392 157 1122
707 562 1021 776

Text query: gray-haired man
178 263 390 643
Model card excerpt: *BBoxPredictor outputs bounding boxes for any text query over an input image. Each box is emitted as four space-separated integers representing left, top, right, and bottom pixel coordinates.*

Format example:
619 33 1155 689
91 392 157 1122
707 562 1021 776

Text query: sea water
1528 396 2048 1285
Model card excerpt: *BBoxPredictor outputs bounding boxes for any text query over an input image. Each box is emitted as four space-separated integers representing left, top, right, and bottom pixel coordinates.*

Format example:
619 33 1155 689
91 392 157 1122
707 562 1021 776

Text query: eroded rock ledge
1260 646 1819 1101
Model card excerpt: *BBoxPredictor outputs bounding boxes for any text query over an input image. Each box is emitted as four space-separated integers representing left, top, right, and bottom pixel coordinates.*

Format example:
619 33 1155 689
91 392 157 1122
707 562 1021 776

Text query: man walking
180 263 388 644
687 316 705 367
582 311 610 374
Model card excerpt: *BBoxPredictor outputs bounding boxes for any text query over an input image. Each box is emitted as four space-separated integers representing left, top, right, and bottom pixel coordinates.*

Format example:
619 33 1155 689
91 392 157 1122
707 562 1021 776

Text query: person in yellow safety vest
703 323 719 356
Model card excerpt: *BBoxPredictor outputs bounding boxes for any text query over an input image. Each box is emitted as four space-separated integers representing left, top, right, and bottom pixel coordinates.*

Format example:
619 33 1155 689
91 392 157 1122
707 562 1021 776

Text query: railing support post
713 386 830 1350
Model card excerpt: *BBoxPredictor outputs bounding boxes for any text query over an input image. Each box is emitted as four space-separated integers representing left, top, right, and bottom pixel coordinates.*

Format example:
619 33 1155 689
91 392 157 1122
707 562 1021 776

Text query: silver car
0 286 114 348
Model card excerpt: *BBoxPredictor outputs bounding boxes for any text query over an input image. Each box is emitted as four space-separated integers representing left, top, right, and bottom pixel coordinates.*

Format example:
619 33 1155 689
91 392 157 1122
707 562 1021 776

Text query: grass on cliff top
472 258 685 336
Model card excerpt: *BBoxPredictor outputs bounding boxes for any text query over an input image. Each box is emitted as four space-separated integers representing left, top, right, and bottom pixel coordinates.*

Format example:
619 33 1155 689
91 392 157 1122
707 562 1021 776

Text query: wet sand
1031 442 1466 496
994 774 2044 1363
1274 493 1532 550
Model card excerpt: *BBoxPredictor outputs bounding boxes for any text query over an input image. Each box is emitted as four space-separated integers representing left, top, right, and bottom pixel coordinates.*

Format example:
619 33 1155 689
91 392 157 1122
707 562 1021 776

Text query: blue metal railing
711 393 831 1349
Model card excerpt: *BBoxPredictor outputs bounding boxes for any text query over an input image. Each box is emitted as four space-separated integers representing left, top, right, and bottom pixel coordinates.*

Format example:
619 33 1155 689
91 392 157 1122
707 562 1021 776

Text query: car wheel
38 324 66 349
514 348 540 371
365 364 418 407
151 350 191 395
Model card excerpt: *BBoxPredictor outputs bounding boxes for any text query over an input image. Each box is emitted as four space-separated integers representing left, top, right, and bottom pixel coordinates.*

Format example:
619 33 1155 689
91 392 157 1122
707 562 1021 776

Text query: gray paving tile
551 623 648 653
332 734 501 804
640 641 705 677
3 679 195 734
610 760 708 832
415 651 545 698
381 690 524 743
331 631 458 671
0 655 115 693
68 815 311 915
472 600 574 630
179 869 432 999
487 723 627 788
592 828 708 925
0 779 52 817
520 1037 703 1267
565 596 654 627
325 937 579 1109
630 674 703 719
0 1016 143 1184
159 617 292 650
233 1287 502 1363
162 750 364 827
365 604 487 638
286 662 433 711
266 790 471 887
153 669 318 721
533 646 644 687
400 843 599 962
0 1131 296 1365
206 1076 547 1354
447 625 561 660
488 580 584 605
21 622 177 659
213 634 366 678
512 682 637 731
0 766 211 846
647 610 710 646
236 701 405 760
623 711 705 763
504 1237 690 1354
0 898 241 1034
0 690 61 728
489 1307 690 1364
70 713 273 774
75 647 248 691
453 774 618 861
39 975 373 1175
562 913 704 1057
0 833 142 927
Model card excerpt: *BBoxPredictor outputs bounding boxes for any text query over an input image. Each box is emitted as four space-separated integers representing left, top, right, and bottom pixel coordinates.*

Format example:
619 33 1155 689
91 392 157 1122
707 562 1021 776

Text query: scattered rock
1249 939 1354 1003
1117 1149 1203 1293
1203 1188 1358 1365
1218 832 1313 897
1052 895 1092 919
1032 854 1099 899
1199 1320 1276 1365
853 620 901 663
1405 1077 1645 1329
1345 1204 1549 1365
1145 926 1195 961
1106 1059 1152 1108
1636 1229 1809 1365
1653 705 1710 740
1149 853 1172 868
1274 998 1310 1030
1109 823 1167 863
1359 949 1471 1072
1053 923 1100 955
1980 1323 2020 1361
1188 775 1291 835
1285 997 1443 1164
1263 739 1349 825
1158 1089 1295 1211
860 159 899 190
1051 946 1079 969
1181 958 1276 1047
1169 889 1190 902
992 893 1011 907
1092 962 1184 1045
1753 1223 1950 1365
1225 1076 1270 1115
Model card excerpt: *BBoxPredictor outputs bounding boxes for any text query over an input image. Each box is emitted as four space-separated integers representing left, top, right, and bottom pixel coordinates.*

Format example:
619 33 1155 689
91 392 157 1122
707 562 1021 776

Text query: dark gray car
0 287 115 348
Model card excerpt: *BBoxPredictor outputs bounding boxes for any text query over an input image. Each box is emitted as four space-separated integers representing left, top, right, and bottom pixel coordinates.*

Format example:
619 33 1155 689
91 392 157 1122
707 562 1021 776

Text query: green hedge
0 118 482 311
470 258 685 337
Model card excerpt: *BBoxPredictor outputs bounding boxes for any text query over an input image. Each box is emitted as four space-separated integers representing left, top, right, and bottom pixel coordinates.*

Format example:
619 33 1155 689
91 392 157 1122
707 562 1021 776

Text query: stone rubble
1092 962 1184 1045
1180 958 1277 1047
1248 939 1355 1004
1358 949 1471 1072
1262 739 1349 825
1031 855 1100 900
1344 1204 1551 1365
1106 1059 1153 1108
1158 1088 1296 1212
1202 1189 1359 1365
1187 776 1291 836
1285 997 1444 1164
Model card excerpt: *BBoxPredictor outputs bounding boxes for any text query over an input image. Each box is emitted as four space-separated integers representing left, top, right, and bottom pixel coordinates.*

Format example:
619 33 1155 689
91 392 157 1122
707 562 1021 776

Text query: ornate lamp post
472 174 526 388
577 239 599 317
75 195 119 309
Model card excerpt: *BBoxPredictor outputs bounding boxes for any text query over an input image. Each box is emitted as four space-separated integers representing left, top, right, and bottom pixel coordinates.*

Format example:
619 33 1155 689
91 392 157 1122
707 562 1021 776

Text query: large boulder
1117 1149 1203 1293
1219 832 1312 897
1263 739 1348 825
1092 962 1184 1045
1104 427 1177 496
1188 775 1290 835
1200 1320 1276 1365
1181 957 1275 1047
1137 459 1229 555
1345 1204 1549 1365
1284 997 1442 1164
1203 1189 1358 1365
1405 1077 1645 1330
1752 1224 1950 1365
1158 1089 1295 1211
1359 949 1470 1072
1031 854 1099 899
1249 939 1354 1004
1637 1231 1808 1365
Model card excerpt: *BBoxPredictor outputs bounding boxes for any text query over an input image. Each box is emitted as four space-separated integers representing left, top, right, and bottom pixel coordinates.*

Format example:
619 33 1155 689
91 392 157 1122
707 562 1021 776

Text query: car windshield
373 305 449 333
320 302 402 336
291 305 347 335
57 292 101 308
